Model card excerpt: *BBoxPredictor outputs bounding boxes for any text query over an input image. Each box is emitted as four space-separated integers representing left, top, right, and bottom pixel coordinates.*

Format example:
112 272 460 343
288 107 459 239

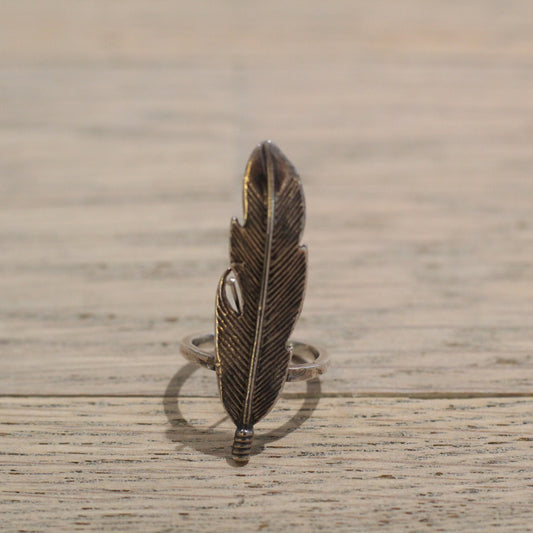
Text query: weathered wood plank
1 61 532 394
1 1 532 532
1 396 532 532
1 0 532 66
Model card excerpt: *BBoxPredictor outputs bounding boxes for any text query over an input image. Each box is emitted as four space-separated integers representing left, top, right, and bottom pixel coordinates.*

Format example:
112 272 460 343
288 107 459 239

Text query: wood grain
1 396 532 532
1 1 532 531
1 57 532 395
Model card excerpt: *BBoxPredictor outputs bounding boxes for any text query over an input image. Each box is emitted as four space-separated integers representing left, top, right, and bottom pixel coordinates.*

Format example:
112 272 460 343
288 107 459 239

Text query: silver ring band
180 333 329 382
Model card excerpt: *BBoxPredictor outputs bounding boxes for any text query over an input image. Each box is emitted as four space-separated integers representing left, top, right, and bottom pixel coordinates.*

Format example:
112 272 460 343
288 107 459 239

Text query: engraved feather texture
215 141 307 460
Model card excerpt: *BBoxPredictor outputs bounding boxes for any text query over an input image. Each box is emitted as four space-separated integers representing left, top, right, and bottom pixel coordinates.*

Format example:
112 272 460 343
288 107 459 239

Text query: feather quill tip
231 427 254 463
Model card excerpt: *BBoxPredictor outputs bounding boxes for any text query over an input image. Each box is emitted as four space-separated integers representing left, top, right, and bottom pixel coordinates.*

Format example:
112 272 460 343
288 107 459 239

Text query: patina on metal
180 333 328 382
215 141 309 462
180 141 328 463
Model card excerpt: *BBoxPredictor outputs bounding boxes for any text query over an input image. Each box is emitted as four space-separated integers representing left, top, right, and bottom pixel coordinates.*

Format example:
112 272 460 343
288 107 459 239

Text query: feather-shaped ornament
215 141 307 462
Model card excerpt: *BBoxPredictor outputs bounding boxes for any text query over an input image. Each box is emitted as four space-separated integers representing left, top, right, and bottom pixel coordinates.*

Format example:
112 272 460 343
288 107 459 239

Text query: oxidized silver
180 141 328 462
180 333 328 382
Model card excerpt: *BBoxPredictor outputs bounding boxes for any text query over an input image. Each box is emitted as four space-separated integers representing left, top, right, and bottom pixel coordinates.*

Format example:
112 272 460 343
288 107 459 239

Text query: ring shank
180 333 329 382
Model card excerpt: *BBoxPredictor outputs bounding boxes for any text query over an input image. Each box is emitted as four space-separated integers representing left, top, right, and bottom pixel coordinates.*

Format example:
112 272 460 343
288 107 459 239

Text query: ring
179 141 328 462
180 333 329 382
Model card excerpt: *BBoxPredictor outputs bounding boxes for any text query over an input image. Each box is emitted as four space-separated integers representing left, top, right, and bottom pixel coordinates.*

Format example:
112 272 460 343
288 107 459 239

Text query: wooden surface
1 1 532 531
2 395 532 532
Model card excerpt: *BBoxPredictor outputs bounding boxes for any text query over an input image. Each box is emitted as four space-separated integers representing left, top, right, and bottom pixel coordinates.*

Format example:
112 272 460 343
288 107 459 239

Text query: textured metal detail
180 333 329 382
215 141 307 462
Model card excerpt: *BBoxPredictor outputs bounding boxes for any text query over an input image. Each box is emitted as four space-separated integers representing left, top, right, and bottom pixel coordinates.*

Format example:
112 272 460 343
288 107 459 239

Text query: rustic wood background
1 1 532 531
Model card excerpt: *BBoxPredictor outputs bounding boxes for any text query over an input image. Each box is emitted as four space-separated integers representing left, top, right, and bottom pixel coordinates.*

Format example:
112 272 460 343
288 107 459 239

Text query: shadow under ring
163 361 323 464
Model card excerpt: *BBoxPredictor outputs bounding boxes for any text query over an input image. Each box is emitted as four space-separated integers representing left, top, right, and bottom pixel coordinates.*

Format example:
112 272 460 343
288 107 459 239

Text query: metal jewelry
180 141 329 462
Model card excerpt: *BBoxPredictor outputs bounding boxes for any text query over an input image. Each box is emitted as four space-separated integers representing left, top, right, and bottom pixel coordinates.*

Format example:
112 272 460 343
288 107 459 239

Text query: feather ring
215 141 307 462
